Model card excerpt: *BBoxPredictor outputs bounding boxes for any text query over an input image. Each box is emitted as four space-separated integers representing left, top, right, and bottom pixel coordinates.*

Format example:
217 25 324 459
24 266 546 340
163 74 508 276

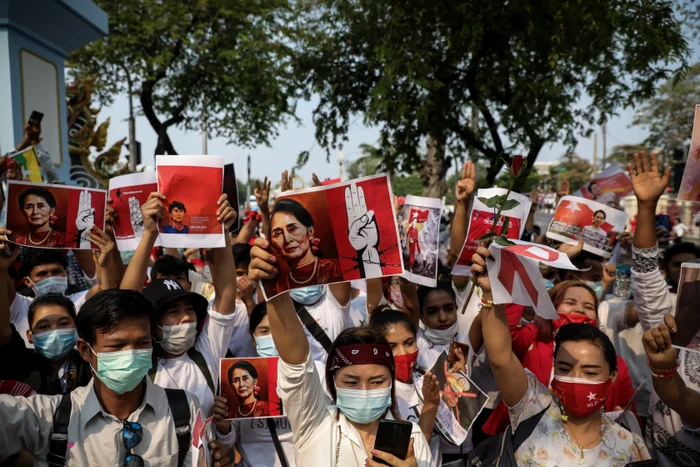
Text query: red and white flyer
5 181 107 250
679 105 700 201
451 188 531 276
573 163 632 209
109 171 161 251
546 195 627 259
156 155 225 249
399 195 442 287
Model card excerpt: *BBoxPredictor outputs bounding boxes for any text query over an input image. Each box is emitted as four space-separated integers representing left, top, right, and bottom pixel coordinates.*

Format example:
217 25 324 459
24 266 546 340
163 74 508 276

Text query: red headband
329 344 394 372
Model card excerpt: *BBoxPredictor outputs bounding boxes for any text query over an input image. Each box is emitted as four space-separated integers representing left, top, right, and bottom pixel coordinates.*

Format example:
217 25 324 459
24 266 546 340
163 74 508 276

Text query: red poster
220 357 284 419
108 172 160 251
5 181 106 250
260 174 403 299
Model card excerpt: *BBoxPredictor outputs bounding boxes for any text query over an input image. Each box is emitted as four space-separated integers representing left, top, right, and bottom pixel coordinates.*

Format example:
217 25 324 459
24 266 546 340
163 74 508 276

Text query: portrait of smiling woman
267 198 342 295
14 187 66 248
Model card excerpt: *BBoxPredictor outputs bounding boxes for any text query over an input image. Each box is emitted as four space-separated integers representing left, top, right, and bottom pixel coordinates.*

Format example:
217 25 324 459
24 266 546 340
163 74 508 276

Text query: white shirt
673 222 689 238
154 302 236 416
277 351 432 467
344 291 368 328
299 289 350 364
10 291 89 349
395 379 442 467
227 299 257 358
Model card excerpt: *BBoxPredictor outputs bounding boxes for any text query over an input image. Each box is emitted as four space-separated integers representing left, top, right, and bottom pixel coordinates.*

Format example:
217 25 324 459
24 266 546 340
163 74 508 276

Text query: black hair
228 360 259 383
249 301 267 334
20 249 68 278
369 309 417 338
232 243 252 267
269 198 314 236
28 294 77 329
554 323 617 375
18 187 57 211
325 327 400 419
588 181 599 189
150 255 194 280
76 289 156 346
168 201 186 213
417 280 456 314
663 241 700 265
593 210 606 219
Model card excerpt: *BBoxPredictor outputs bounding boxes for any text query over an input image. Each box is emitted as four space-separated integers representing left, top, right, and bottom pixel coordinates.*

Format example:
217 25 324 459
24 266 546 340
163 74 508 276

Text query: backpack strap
511 403 551 452
294 301 333 352
186 348 216 394
164 388 191 467
267 419 290 467
47 394 72 467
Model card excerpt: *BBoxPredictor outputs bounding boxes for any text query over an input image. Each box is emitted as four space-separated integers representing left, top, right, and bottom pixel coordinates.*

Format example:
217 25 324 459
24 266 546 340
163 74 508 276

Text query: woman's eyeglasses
122 421 144 467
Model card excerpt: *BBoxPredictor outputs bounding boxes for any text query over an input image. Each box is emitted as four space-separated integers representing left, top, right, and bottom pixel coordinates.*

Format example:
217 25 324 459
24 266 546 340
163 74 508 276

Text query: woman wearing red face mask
475 280 637 436
370 309 459 467
470 247 650 464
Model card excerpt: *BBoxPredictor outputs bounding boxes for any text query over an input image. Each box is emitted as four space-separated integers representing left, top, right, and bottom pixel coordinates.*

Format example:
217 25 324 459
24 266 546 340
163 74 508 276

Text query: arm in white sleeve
631 244 674 331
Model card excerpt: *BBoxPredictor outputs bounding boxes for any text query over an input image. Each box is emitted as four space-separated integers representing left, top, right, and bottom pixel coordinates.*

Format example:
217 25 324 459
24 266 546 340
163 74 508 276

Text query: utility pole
246 154 251 203
593 132 598 175
601 123 607 170
127 81 137 172
201 92 208 155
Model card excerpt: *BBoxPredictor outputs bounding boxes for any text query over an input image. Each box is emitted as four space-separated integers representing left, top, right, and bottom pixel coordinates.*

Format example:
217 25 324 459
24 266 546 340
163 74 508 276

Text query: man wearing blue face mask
0 289 232 466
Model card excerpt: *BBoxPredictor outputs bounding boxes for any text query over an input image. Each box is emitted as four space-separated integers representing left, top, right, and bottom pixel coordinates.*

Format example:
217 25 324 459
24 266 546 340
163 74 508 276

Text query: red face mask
551 375 612 418
552 313 597 330
393 350 418 384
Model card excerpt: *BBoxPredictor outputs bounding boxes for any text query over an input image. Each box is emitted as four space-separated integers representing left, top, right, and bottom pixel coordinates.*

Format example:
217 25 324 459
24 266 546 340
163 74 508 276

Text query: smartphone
372 420 412 465
28 111 44 125
448 341 469 364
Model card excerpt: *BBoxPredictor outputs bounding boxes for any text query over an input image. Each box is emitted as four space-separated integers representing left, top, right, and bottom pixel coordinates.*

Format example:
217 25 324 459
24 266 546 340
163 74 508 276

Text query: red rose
510 155 526 177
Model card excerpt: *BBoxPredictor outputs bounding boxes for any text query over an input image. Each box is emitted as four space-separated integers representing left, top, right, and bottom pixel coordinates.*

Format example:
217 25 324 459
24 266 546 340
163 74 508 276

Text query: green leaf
500 216 510 234
485 196 501 208
494 236 516 247
477 232 498 242
501 199 521 211
477 197 489 206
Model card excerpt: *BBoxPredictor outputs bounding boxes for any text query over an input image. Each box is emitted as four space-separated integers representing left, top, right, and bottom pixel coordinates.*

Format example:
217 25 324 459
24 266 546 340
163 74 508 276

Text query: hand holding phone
371 420 412 466
28 111 44 126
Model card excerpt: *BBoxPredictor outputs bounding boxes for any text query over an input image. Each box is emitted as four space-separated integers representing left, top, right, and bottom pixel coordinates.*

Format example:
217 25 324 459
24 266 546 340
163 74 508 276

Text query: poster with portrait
672 261 700 353
415 351 488 446
223 163 241 233
260 174 403 300
679 105 700 201
109 171 162 251
219 357 284 420
547 195 627 258
4 181 107 250
398 195 442 287
190 410 214 467
156 155 225 248
6 146 43 182
573 163 632 209
451 188 531 276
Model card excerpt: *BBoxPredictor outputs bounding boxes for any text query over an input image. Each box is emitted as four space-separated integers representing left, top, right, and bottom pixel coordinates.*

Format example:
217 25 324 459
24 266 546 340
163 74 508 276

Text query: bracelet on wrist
480 298 494 309
647 358 679 379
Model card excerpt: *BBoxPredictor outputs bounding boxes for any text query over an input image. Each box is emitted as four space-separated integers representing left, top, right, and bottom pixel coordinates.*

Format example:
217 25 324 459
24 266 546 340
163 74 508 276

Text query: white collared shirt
0 378 201 466
277 351 433 466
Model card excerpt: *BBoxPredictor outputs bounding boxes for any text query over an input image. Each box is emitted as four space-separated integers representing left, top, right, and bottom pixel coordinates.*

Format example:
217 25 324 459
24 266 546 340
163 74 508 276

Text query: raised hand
558 237 583 259
76 190 95 248
0 227 19 271
421 371 440 410
627 151 671 205
470 245 492 292
345 184 381 277
455 160 476 203
105 200 117 236
556 180 569 204
642 314 680 370
254 177 271 213
86 226 115 267
311 173 322 187
212 396 232 435
280 170 293 192
141 192 165 233
216 194 237 230
602 263 616 290
237 274 256 302
248 238 279 281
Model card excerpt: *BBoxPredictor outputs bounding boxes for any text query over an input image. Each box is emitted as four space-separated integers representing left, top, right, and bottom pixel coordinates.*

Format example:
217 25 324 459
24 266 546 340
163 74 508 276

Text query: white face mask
157 322 197 355
422 321 459 345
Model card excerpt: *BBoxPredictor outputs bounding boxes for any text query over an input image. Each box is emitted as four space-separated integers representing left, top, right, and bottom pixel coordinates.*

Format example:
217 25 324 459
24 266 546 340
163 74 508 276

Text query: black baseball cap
142 278 209 323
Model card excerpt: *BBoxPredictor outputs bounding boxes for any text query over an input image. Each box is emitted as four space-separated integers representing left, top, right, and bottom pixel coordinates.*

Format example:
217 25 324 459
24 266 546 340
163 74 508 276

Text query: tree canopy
293 0 688 195
67 0 300 155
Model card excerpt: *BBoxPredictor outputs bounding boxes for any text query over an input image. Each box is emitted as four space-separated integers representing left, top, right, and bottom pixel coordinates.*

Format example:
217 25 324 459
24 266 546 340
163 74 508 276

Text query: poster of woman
260 174 403 299
672 261 700 352
219 357 284 419
5 180 106 249
399 195 442 287
679 105 700 201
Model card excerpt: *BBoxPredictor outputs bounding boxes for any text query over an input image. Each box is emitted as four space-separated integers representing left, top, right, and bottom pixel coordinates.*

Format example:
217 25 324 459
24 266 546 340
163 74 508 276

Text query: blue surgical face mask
290 285 324 305
542 278 555 290
586 281 604 298
255 334 279 357
33 328 78 361
31 276 68 296
335 386 392 424
89 346 153 395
